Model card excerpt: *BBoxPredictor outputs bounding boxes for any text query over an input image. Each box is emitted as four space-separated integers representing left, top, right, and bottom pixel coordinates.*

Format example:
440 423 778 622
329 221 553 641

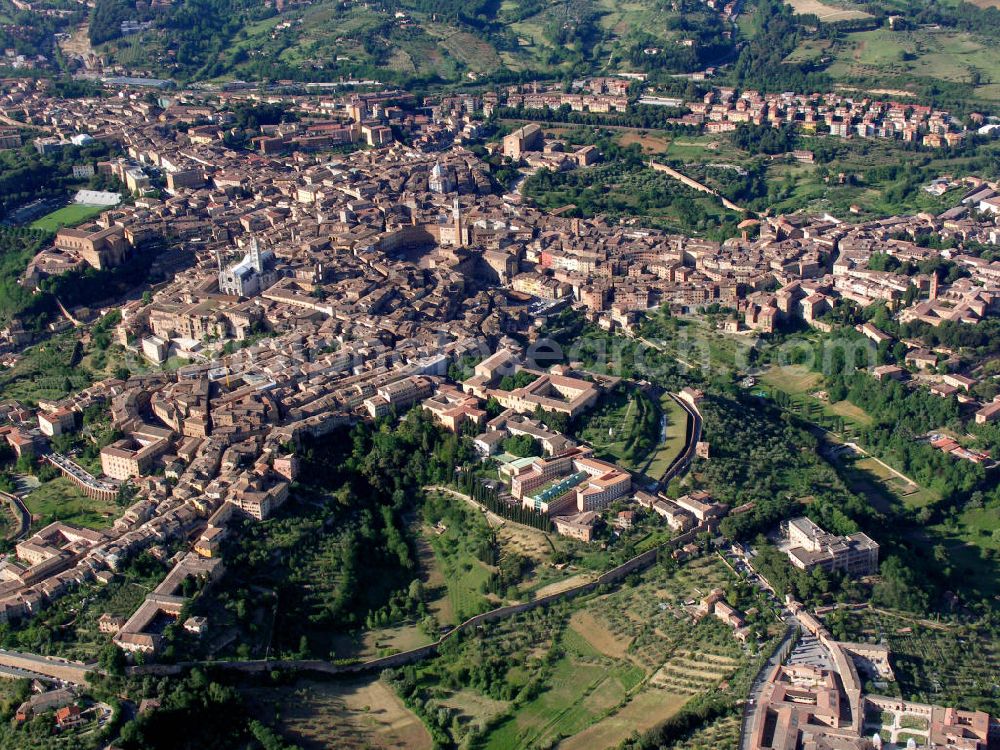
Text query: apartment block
785 517 879 576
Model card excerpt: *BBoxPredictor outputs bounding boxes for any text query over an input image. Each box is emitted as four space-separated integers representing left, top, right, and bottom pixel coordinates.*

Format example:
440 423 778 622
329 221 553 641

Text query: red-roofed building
55 704 83 730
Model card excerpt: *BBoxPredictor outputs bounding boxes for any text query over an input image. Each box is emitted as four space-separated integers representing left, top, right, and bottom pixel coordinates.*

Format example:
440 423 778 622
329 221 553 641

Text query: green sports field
31 203 107 232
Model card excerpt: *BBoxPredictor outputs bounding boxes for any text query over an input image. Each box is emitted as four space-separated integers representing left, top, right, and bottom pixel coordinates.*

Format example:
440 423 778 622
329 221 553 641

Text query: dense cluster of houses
0 75 996 663
490 80 971 148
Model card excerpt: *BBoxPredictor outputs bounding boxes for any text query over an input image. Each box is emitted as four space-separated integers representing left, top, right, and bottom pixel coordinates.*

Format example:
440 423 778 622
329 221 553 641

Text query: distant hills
86 0 735 84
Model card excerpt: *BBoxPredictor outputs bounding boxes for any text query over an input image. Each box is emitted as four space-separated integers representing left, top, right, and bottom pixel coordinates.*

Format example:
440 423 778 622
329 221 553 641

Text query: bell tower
453 197 464 247
249 235 262 272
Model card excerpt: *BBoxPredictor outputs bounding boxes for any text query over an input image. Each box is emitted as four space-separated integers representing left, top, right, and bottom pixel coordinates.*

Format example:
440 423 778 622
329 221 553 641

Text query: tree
485 396 503 418
503 434 541 458
407 579 425 603
98 642 126 675
872 556 930 613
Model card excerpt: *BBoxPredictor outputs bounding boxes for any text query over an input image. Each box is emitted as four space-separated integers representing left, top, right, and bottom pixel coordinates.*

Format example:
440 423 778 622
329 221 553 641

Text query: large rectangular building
364 375 433 418
510 447 631 515
502 123 543 159
100 424 173 480
785 517 879 576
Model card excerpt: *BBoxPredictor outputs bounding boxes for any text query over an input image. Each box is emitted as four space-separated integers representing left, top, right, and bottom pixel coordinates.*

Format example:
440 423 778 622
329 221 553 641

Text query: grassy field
560 689 691 750
514 125 735 162
853 456 937 508
556 609 693 749
641 394 691 480
244 677 432 750
497 522 583 596
783 38 833 65
575 387 689 483
698 318 757 373
30 203 107 232
569 609 633 659
944 507 1000 551
540 131 749 161
439 688 511 731
422 21 502 74
761 365 873 431
786 0 871 21
421 495 498 621
483 629 640 750
760 366 836 409
342 620 436 662
764 154 962 219
362 492 580 662
833 455 898 513
0 335 93 405
639 313 750 376
822 437 941 515
663 136 748 164
618 130 672 154
815 27 1000 102
919 506 1000 600
23 476 119 530
593 0 678 41
577 389 644 462
412 526 455 626
437 537 493 621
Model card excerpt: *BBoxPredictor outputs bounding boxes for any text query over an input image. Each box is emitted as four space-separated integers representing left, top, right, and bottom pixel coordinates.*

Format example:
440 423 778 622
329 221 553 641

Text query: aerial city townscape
0 0 999 747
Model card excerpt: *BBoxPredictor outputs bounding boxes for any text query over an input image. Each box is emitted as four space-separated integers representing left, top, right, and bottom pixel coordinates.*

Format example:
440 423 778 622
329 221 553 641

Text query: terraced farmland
385 553 765 749
651 648 743 693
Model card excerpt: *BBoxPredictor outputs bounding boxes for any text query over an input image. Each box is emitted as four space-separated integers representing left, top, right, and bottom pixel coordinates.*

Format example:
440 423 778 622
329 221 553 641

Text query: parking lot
785 631 833 671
